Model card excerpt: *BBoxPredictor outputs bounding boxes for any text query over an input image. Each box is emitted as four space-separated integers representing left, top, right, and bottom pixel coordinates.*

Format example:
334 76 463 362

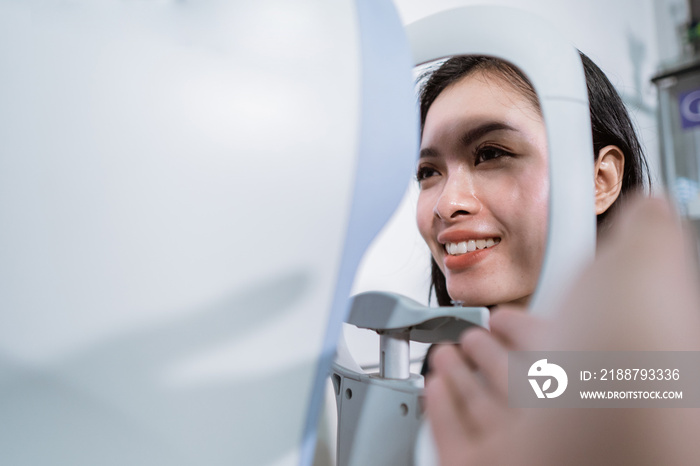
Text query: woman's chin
447 292 532 309
446 295 496 308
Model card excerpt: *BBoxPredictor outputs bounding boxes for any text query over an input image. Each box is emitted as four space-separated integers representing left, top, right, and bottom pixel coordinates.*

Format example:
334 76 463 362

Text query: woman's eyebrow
419 147 440 159
459 121 517 147
419 121 518 159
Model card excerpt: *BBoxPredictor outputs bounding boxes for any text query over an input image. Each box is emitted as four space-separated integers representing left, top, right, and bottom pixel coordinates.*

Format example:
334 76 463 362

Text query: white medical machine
0 0 415 465
332 5 596 466
0 1 594 465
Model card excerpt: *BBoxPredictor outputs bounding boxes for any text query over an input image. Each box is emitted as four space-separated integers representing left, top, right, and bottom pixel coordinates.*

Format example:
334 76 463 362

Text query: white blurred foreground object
0 1 415 465
332 5 596 466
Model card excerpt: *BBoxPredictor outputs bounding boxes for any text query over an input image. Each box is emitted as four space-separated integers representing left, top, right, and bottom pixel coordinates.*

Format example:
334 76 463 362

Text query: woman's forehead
422 74 544 144
432 71 539 117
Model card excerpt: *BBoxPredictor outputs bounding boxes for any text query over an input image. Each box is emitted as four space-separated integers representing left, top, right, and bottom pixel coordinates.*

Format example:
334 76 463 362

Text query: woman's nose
434 174 482 220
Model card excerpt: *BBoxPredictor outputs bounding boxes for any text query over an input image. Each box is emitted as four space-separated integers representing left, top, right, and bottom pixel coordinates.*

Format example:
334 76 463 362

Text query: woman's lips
443 240 498 270
444 237 500 254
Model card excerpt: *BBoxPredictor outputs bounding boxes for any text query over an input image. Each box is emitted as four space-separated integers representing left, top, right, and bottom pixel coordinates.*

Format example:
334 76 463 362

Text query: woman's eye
474 145 514 165
416 166 439 182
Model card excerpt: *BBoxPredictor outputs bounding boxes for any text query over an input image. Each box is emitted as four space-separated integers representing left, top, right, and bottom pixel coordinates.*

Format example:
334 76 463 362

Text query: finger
459 383 514 435
424 375 472 465
431 345 500 435
430 345 483 406
432 343 514 439
459 328 509 398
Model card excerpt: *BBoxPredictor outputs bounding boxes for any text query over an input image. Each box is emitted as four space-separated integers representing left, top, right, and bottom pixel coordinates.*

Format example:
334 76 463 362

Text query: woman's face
417 71 548 307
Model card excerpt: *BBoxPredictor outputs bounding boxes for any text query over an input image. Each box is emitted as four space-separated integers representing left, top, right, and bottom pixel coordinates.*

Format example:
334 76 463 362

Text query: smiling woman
416 53 650 309
417 62 549 308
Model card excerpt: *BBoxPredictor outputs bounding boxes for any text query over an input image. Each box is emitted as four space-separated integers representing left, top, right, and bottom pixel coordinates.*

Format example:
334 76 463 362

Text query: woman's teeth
445 238 500 255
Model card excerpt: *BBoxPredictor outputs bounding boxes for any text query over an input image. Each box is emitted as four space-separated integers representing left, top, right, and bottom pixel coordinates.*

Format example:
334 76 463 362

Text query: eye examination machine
332 5 595 466
0 1 594 466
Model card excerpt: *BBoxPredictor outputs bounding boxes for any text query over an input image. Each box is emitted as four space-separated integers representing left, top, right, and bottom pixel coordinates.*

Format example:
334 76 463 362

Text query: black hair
419 52 651 306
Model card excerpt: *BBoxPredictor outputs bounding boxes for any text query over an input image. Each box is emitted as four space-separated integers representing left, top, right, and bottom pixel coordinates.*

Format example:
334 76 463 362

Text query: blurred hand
425 197 700 466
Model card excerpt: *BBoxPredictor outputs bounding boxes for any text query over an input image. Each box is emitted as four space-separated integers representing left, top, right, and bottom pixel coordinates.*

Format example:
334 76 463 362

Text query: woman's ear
594 145 625 215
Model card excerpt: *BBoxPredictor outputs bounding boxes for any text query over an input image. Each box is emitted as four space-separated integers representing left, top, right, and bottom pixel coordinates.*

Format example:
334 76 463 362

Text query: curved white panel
300 0 419 462
406 6 596 313
0 1 362 465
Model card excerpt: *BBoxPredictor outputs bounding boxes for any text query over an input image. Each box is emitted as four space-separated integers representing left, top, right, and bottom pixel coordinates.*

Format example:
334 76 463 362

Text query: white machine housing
0 1 416 465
